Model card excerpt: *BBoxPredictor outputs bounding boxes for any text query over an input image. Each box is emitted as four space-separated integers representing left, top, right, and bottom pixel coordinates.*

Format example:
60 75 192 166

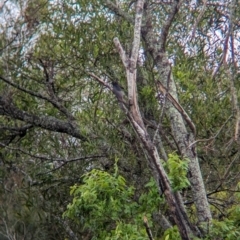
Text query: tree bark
141 1 212 225
113 1 197 239
0 96 87 141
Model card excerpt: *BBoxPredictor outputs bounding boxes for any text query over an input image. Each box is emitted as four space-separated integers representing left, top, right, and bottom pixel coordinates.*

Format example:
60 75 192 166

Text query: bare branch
113 37 129 69
157 81 196 136
0 97 87 141
88 72 111 89
143 216 154 240
211 33 230 80
0 124 33 145
39 155 105 175
188 115 232 148
215 151 240 191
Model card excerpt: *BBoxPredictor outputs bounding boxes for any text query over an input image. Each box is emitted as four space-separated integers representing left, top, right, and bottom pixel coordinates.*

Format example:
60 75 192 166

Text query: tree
0 0 240 239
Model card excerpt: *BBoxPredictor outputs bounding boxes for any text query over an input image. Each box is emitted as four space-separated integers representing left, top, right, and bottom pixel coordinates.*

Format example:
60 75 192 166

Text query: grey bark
141 2 212 224
112 1 197 239
0 96 87 141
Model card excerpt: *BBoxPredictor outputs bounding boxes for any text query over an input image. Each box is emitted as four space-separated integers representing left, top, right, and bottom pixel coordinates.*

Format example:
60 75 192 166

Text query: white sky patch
0 0 20 28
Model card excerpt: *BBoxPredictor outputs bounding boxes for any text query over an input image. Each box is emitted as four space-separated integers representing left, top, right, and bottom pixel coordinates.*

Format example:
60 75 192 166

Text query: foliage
206 219 240 240
63 164 163 239
161 226 181 240
164 153 190 191
0 0 240 239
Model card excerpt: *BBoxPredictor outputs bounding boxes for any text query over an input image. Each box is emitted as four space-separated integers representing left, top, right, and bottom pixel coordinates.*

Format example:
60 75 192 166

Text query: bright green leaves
162 225 181 240
164 153 190 191
63 168 142 238
104 222 147 240
139 177 164 212
63 167 162 239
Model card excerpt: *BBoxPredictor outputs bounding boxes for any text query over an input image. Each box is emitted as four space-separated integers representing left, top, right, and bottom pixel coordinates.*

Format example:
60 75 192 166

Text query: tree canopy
0 0 240 239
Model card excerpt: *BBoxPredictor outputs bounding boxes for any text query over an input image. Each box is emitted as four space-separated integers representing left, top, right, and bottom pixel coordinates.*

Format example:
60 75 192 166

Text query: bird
112 81 125 103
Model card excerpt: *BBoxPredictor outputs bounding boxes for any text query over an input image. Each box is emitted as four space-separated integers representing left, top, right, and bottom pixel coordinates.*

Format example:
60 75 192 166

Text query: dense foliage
0 0 240 239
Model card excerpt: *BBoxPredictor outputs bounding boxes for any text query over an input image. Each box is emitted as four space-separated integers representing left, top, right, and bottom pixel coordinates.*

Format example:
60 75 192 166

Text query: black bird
112 82 125 103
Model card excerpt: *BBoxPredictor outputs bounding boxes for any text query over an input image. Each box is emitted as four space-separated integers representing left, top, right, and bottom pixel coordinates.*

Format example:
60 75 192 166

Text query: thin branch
104 0 134 23
0 75 75 120
188 115 232 148
0 75 49 100
211 2 235 81
185 186 240 207
157 81 196 136
88 72 111 89
143 216 154 240
0 140 104 176
208 201 226 216
0 32 19 53
38 58 57 98
211 34 230 80
191 0 207 40
0 124 33 132
0 124 33 145
215 151 240 191
0 142 52 160
159 0 183 51
207 188 240 197
153 70 171 145
37 155 105 175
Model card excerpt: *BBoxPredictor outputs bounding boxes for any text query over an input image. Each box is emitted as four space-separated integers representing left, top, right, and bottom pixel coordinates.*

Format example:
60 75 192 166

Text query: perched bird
112 81 125 103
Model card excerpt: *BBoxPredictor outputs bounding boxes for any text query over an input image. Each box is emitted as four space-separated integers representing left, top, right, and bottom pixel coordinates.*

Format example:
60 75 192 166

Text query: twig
87 72 111 89
191 0 207 40
159 0 183 51
0 141 103 164
215 151 240 191
0 75 75 120
37 155 105 175
143 216 154 240
157 81 196 136
188 115 232 148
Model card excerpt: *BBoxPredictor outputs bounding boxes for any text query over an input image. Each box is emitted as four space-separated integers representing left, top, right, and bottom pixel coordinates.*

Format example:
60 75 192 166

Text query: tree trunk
141 3 212 225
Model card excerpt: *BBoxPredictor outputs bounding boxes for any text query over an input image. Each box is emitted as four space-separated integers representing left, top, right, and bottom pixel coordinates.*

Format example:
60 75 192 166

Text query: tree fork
112 1 197 238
